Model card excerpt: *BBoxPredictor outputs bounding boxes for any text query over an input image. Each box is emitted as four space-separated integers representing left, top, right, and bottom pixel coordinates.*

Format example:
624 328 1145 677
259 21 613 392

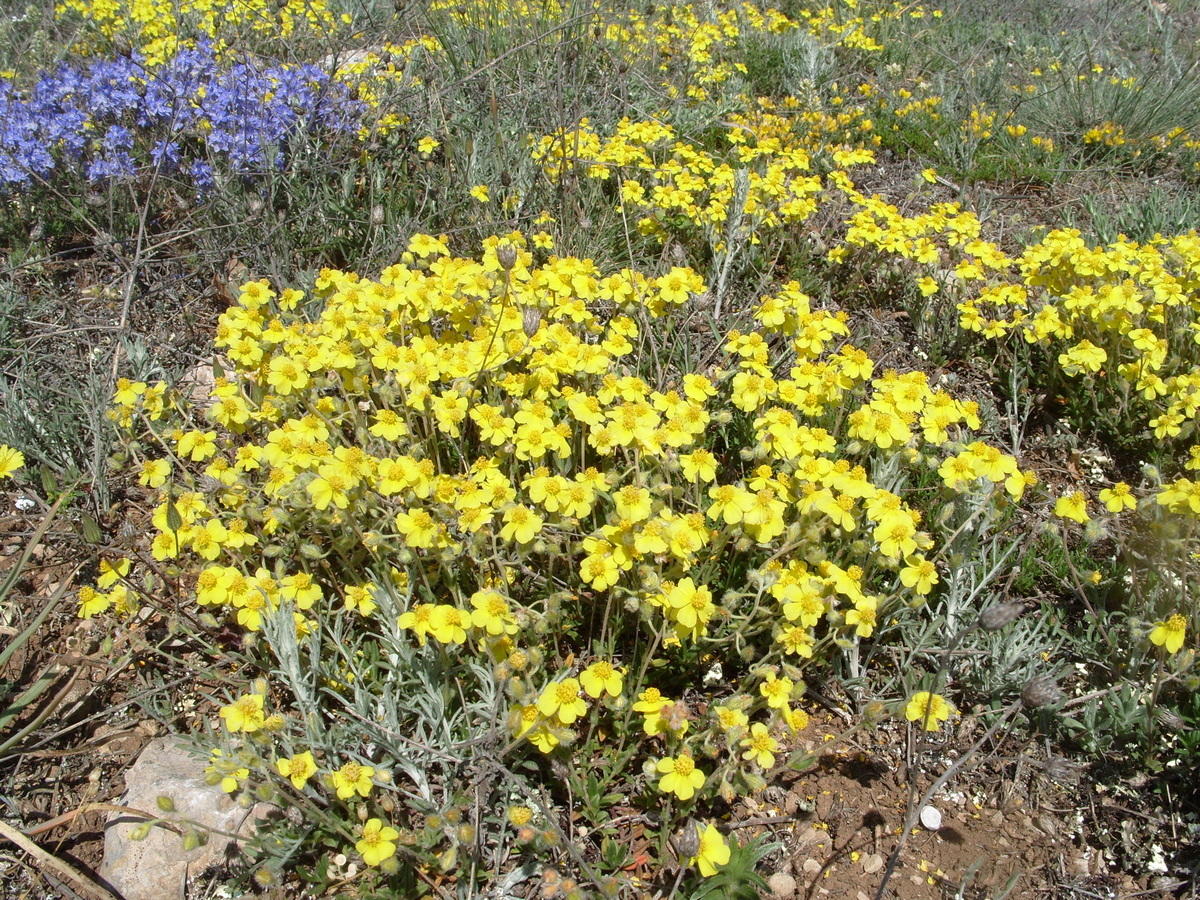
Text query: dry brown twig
0 818 121 900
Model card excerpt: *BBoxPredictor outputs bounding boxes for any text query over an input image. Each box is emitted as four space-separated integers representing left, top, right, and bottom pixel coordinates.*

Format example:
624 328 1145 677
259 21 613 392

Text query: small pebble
767 872 797 898
919 805 943 831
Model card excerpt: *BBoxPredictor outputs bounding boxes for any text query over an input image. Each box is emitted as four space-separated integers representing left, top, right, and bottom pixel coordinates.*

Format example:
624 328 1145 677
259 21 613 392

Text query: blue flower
0 43 367 194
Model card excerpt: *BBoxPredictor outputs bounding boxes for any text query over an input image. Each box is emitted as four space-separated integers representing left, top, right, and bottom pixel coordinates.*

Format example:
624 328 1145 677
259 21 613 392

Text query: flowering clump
0 43 365 192
96 227 1043 885
55 0 347 65
533 110 876 259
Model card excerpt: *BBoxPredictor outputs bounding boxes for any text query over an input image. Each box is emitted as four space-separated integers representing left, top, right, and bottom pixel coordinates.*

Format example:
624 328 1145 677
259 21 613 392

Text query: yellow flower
780 704 810 733
759 672 793 709
663 577 715 635
138 458 170 488
614 485 652 522
690 823 731 877
369 409 408 441
899 556 938 595
1053 491 1090 524
219 694 266 733
579 660 624 699
343 585 378 617
1149 614 1187 654
680 449 717 483
904 691 953 731
97 557 131 589
428 605 469 644
470 184 490 203
500 505 544 545
507 805 533 826
0 445 24 479
176 430 217 462
1098 482 1136 513
739 722 779 769
395 508 440 548
844 595 878 637
713 704 748 732
77 586 111 618
655 752 705 801
407 232 449 259
330 761 375 800
469 589 516 636
356 818 399 867
706 483 754 524
275 751 317 789
536 677 588 725
417 136 440 155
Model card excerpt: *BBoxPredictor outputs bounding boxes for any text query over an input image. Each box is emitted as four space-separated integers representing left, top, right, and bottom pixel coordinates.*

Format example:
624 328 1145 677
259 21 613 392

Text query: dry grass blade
0 819 120 900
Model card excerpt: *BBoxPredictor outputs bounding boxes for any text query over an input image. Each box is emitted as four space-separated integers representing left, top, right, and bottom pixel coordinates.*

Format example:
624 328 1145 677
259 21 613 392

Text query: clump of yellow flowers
96 229 1037 886
56 0 348 64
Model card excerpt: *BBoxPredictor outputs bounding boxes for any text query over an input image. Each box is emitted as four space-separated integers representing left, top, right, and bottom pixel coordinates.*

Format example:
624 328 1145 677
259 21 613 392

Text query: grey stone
101 736 259 900
768 872 797 898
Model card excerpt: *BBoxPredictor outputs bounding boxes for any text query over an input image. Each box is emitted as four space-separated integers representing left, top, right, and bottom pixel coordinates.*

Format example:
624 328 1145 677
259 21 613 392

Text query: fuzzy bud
663 701 691 733
1155 707 1184 732
670 821 701 860
496 243 518 270
1021 675 1063 709
979 601 1023 631
522 305 542 337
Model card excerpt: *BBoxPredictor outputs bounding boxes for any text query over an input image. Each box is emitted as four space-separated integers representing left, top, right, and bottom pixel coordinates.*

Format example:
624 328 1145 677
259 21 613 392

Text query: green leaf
80 514 102 543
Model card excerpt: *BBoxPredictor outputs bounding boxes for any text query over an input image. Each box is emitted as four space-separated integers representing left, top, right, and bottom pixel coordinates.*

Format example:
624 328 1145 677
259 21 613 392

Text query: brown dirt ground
0 500 162 899
737 711 1185 900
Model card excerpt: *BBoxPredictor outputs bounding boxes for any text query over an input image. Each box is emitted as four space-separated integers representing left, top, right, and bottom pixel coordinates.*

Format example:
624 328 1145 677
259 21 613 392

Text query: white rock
767 872 797 898
919 805 943 831
101 736 265 900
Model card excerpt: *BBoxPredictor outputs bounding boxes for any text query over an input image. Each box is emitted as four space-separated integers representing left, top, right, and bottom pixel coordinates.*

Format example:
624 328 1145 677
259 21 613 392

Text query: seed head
669 821 701 860
1155 707 1184 732
1021 674 1063 709
522 305 542 337
496 243 518 270
979 601 1024 631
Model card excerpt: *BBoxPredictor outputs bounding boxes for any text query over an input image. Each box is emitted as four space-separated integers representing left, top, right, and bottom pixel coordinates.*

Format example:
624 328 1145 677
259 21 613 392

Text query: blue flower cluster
0 42 367 193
